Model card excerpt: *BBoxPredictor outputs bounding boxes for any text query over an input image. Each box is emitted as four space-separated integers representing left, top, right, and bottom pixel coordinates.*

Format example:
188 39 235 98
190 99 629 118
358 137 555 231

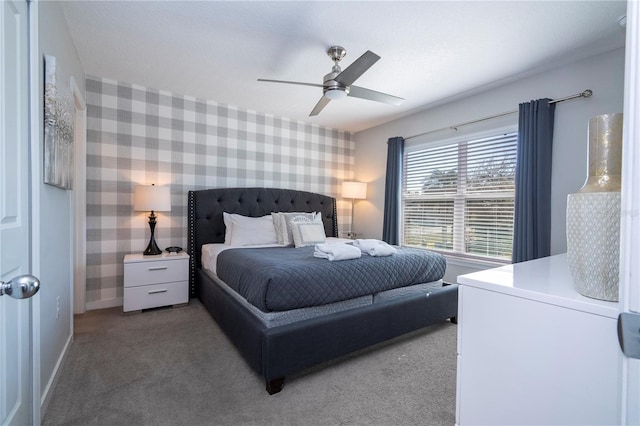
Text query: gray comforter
216 245 446 312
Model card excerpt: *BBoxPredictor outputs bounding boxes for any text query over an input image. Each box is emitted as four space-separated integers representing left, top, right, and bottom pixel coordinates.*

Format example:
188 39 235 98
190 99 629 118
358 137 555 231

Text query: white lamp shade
133 185 171 212
342 181 367 199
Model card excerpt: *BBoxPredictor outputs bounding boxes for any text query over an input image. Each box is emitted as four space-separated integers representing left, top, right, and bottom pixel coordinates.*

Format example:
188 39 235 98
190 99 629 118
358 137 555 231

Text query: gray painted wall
37 0 85 413
353 48 625 282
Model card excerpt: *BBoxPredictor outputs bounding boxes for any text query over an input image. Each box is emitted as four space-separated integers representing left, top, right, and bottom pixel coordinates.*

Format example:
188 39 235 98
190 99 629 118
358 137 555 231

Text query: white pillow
227 214 279 246
290 221 327 248
271 212 286 245
272 212 322 246
223 212 234 244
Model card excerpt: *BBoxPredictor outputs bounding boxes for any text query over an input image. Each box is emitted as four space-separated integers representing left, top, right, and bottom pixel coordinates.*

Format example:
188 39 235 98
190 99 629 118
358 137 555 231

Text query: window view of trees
464 199 515 258
402 132 517 260
403 200 454 249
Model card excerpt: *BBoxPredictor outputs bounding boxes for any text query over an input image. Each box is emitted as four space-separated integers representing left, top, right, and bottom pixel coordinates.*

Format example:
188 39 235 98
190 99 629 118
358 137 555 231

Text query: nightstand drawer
124 257 188 287
123 280 188 312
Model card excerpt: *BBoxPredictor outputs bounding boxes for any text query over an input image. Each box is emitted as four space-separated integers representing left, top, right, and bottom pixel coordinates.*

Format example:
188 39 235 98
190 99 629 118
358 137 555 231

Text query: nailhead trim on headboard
188 190 196 297
187 187 338 298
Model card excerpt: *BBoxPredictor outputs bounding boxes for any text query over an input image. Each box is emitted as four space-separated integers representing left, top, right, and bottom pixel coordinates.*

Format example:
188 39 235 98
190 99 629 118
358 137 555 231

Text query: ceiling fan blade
348 85 404 106
257 78 324 88
309 96 331 116
334 50 380 86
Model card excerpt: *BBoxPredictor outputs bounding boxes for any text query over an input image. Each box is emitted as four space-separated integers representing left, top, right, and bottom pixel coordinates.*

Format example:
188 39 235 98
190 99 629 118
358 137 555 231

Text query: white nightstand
123 252 189 313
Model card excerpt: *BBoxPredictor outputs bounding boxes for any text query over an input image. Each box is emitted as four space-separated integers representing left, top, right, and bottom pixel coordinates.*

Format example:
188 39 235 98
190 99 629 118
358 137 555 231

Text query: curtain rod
404 89 593 141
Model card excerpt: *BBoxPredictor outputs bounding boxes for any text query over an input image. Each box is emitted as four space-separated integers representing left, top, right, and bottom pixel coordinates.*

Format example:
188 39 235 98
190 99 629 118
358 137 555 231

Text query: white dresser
123 252 189 313
456 254 621 426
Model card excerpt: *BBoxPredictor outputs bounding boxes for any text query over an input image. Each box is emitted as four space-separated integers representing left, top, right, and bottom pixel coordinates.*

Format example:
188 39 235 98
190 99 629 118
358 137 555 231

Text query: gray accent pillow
290 221 326 248
272 212 320 246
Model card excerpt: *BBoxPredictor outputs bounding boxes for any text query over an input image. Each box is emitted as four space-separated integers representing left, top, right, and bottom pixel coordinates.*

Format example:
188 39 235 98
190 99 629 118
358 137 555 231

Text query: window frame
401 125 518 263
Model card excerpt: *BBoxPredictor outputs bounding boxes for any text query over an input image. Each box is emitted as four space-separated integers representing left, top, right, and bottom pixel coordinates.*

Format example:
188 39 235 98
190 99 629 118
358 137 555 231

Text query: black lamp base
143 238 162 256
143 211 163 256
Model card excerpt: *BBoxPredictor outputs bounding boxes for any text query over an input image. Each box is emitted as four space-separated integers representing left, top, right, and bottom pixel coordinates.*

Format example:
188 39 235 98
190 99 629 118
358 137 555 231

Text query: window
402 131 517 261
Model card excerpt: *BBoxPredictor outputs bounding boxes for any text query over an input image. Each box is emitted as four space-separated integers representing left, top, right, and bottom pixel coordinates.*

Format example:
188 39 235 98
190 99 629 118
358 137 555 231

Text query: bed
188 187 458 394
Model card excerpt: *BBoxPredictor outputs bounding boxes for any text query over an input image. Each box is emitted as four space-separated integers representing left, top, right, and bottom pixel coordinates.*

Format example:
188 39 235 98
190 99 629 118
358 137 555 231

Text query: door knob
0 275 40 299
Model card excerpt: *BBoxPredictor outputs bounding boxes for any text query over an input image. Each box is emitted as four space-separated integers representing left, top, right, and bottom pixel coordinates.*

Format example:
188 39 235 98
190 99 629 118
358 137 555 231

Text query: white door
619 1 640 424
0 1 38 425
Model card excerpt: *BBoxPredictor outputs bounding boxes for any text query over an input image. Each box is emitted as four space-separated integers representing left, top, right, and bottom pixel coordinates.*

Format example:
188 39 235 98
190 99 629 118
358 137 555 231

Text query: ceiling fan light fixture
258 45 401 116
325 88 348 100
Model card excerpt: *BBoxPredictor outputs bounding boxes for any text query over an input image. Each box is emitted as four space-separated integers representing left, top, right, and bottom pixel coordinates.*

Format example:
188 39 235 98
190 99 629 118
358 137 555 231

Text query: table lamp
342 181 367 238
134 184 171 255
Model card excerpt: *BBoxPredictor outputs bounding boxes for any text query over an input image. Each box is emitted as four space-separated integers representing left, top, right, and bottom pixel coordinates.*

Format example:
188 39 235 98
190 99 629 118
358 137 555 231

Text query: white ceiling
61 1 627 133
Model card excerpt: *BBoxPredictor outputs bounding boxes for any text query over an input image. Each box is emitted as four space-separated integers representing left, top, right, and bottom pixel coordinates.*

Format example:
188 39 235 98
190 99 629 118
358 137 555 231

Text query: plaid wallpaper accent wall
85 76 354 308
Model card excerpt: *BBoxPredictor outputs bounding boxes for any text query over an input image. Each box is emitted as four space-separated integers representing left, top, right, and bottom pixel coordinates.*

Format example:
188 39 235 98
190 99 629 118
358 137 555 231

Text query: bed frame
188 187 458 394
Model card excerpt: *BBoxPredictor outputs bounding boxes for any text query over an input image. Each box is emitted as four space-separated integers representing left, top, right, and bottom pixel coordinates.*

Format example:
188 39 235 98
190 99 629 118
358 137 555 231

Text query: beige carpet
43 300 458 426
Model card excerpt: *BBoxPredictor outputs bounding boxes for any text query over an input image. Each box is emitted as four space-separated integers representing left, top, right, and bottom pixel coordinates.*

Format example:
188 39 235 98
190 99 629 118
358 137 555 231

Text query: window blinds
403 131 517 260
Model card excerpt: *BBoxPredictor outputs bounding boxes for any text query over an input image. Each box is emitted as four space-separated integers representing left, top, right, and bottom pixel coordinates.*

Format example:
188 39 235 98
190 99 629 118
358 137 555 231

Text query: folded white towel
314 243 361 261
353 239 398 257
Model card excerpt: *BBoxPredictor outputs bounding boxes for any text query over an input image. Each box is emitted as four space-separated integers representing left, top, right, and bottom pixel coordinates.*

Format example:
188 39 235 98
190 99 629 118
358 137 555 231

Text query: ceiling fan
258 46 404 116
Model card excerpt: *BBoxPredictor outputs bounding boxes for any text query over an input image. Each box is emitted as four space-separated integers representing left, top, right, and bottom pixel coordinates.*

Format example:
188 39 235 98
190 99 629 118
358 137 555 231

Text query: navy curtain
512 99 555 263
382 137 405 244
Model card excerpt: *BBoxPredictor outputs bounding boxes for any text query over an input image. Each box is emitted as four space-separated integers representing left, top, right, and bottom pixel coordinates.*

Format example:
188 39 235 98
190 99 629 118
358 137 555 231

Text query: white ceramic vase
566 113 623 302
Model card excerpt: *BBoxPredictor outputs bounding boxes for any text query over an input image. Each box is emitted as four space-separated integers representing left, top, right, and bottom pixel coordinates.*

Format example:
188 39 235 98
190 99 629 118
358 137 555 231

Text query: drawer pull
148 289 168 295
148 266 168 271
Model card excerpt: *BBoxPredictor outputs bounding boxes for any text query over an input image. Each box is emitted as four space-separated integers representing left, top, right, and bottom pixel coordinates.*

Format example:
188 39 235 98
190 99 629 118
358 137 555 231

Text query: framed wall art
44 54 73 189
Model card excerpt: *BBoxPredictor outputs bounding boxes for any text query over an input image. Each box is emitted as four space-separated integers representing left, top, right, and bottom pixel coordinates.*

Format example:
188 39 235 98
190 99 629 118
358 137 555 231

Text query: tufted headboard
187 187 338 297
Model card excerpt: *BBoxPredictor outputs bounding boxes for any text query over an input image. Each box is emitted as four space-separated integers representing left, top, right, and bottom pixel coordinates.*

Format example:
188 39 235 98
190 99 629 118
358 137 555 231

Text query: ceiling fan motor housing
323 46 349 98
323 69 349 98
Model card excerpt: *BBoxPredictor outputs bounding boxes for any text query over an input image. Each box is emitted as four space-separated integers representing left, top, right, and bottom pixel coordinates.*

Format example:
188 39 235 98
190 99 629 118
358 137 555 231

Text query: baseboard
40 332 72 420
85 296 122 311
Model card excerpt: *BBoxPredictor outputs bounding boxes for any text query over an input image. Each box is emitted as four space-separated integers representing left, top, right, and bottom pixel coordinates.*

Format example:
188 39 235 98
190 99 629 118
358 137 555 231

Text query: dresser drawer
124 257 188 287
123 280 188 312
